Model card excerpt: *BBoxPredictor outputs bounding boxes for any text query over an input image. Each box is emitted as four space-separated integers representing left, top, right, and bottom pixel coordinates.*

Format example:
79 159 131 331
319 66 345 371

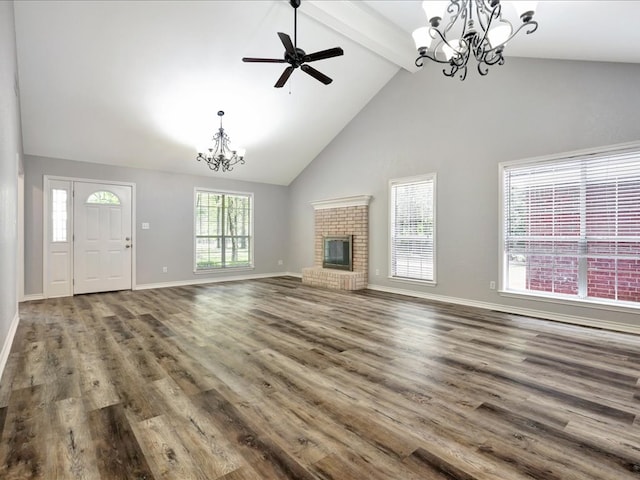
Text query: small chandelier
412 1 538 80
196 110 245 172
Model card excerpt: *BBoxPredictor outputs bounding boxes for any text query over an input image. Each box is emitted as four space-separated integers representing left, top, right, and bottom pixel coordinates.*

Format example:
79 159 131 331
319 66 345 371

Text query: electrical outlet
375 269 380 276
162 266 168 273
489 281 496 290
277 259 283 266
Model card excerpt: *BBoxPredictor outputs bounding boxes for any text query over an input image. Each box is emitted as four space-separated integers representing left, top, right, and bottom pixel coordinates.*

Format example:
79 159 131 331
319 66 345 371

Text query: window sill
499 289 640 315
388 276 437 287
194 266 255 275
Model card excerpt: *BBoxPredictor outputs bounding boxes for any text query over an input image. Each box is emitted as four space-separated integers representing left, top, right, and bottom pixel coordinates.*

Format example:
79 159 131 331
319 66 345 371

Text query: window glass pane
195 190 252 270
87 191 120 204
391 176 435 281
503 148 640 305
195 236 222 269
52 188 67 242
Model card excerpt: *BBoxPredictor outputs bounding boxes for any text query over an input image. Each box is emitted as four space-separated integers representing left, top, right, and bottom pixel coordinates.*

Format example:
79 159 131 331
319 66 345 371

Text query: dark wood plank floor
1 276 640 479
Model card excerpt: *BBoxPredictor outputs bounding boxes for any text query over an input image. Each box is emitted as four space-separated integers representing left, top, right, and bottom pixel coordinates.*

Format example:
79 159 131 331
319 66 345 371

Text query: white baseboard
21 293 45 302
366 283 640 335
0 312 20 380
135 272 291 291
19 273 299 298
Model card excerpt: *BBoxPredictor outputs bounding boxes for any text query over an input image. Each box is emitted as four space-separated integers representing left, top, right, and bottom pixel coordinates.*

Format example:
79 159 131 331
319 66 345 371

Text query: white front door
73 182 133 294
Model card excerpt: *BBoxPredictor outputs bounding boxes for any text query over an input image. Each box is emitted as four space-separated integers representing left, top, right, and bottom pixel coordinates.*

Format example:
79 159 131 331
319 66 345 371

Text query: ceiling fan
242 0 344 88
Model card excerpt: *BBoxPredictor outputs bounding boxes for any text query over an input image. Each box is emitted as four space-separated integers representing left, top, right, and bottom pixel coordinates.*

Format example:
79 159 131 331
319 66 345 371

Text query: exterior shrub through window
390 174 436 282
502 145 640 305
195 190 253 270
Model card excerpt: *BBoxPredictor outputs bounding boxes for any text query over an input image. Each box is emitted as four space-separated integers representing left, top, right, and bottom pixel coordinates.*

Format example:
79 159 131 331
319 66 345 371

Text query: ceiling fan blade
301 64 332 85
277 32 295 56
303 47 344 63
242 57 286 63
275 66 295 88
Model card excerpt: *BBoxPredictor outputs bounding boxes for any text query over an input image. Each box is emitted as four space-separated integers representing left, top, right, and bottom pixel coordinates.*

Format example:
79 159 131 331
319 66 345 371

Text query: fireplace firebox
323 235 353 271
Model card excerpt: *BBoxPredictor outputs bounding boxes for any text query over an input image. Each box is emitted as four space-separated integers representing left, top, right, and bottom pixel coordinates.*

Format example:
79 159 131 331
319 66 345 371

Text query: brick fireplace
302 195 371 290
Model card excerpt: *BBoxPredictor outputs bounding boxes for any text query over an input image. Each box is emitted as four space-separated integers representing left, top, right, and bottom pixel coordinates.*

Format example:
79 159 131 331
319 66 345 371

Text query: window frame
499 141 640 312
388 173 437 285
193 188 254 273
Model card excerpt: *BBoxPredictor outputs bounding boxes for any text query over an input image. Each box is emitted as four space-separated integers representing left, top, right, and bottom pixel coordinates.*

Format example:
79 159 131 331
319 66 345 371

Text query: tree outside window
195 190 253 270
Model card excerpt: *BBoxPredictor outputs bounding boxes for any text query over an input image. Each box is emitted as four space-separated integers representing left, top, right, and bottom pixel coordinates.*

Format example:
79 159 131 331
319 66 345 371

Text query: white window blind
195 190 253 271
503 147 640 305
390 174 436 282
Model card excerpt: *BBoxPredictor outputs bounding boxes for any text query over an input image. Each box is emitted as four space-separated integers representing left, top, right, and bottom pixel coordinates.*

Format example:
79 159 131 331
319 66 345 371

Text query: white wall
24 155 290 294
289 57 640 329
0 1 22 371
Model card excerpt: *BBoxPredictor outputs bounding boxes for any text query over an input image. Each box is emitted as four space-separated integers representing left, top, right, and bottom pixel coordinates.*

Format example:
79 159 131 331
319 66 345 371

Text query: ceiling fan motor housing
286 48 307 67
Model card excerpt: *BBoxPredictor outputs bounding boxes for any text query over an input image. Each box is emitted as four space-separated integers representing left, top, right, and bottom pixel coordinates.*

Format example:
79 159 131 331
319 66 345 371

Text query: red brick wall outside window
503 153 640 305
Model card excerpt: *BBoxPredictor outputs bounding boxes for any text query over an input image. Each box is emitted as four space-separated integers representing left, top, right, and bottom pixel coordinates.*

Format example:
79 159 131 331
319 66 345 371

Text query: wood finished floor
1 277 640 479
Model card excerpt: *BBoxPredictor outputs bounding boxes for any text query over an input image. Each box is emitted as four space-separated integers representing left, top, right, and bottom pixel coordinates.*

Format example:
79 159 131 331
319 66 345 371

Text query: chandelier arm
474 0 487 32
440 0 464 38
475 0 500 35
428 27 467 63
207 158 221 171
223 157 245 172
444 63 467 81
482 19 538 55
443 46 469 81
450 41 470 68
415 27 458 66
415 51 455 68
482 48 505 66
514 19 539 37
457 2 469 45
474 2 501 55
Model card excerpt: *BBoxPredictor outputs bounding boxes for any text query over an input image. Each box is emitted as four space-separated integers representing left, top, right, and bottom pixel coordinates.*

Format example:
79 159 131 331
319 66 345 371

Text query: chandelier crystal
412 0 538 80
196 111 245 172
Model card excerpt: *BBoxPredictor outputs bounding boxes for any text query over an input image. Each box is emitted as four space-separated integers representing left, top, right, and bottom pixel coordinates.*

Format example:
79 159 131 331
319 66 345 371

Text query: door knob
125 244 131 248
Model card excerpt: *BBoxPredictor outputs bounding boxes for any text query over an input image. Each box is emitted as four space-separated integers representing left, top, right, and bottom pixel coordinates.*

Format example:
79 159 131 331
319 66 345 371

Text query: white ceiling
13 1 640 186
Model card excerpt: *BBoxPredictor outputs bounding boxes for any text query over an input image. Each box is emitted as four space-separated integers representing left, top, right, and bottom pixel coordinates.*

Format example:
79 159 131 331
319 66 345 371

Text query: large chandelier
196 110 245 172
412 1 538 80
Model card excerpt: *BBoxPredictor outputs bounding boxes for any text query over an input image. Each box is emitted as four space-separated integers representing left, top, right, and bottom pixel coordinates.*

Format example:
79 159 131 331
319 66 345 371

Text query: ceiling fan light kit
196 111 245 172
413 0 538 80
242 0 344 88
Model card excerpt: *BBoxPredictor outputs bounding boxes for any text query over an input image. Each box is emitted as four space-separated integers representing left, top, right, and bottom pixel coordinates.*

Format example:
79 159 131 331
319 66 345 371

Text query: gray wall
0 1 21 353
24 156 289 294
289 57 640 328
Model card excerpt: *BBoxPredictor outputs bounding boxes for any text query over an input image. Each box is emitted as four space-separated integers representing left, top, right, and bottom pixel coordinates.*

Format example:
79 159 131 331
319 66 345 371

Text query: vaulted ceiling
13 1 640 185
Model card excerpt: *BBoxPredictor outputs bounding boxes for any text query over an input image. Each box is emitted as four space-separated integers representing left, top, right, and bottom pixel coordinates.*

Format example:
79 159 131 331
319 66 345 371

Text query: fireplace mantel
311 195 372 210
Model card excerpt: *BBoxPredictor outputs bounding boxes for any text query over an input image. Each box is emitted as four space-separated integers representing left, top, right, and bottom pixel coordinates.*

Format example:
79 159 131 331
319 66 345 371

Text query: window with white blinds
390 174 436 282
194 189 253 271
502 146 640 306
